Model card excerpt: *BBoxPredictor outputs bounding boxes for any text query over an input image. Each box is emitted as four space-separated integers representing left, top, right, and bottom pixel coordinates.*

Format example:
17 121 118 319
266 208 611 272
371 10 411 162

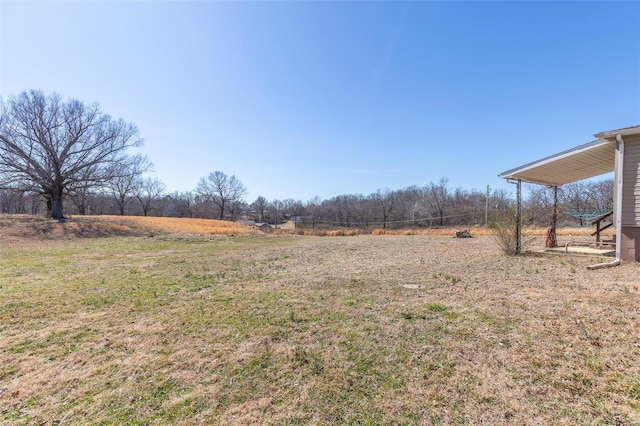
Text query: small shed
499 125 640 262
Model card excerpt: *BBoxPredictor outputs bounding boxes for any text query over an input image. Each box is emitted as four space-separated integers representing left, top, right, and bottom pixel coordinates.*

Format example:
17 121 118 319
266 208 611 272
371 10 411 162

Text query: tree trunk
50 183 65 219
219 200 225 220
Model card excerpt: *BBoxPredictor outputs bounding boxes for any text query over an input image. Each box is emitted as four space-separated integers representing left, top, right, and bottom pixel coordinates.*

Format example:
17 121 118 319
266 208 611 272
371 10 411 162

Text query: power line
298 209 488 227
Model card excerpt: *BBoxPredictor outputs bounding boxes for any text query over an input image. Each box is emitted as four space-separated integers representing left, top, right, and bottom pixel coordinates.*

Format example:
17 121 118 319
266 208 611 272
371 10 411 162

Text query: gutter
588 133 624 270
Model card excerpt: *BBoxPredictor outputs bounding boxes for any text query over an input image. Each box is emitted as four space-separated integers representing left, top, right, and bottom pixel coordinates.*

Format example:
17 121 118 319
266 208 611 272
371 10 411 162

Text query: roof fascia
498 139 610 181
594 125 640 140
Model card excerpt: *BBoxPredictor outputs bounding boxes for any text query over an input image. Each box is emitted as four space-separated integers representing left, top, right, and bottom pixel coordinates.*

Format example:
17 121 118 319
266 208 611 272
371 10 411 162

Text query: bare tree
400 186 424 228
450 187 484 226
355 194 375 228
136 177 166 216
289 200 306 226
492 188 512 214
68 184 94 215
0 90 142 219
226 198 247 221
560 181 590 226
373 189 396 229
332 195 352 227
164 191 195 218
270 199 284 227
586 178 614 212
105 156 151 215
305 196 322 228
252 196 269 222
0 185 27 214
281 199 295 220
196 171 247 220
524 185 556 225
426 178 450 226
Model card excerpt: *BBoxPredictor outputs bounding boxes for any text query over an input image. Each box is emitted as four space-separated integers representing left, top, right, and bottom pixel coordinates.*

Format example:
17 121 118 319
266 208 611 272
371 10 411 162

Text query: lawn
0 218 639 425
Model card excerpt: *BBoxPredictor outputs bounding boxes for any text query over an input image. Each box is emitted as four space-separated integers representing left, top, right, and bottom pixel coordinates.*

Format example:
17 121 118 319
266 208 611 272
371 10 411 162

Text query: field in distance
0 215 637 425
0 214 615 240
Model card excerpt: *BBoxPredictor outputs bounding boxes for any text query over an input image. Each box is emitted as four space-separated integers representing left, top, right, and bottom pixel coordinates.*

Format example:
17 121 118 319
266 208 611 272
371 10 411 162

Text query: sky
1 0 639 203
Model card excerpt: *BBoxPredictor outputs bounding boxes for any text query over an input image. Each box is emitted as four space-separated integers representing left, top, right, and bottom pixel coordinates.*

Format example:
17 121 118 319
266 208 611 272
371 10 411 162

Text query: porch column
516 179 521 255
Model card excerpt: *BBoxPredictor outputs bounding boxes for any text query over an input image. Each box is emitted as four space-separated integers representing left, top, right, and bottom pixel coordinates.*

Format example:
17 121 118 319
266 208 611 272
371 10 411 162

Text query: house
499 125 640 262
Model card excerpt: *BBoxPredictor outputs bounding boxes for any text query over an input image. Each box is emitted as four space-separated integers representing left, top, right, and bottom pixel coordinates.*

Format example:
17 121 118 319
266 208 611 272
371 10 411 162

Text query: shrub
490 211 533 255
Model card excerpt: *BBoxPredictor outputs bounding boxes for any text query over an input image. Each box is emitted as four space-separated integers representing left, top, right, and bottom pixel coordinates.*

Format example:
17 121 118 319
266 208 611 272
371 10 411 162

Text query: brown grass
1 213 611 239
0 216 636 425
82 215 256 236
0 214 256 242
371 226 615 237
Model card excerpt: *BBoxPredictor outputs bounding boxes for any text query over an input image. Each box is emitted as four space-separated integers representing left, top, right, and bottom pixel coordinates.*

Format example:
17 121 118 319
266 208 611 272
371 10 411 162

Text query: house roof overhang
498 138 615 187
499 125 640 187
594 124 640 141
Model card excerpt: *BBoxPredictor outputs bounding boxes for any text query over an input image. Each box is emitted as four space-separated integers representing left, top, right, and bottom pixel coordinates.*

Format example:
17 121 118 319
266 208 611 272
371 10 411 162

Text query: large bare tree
196 171 247 220
0 90 142 219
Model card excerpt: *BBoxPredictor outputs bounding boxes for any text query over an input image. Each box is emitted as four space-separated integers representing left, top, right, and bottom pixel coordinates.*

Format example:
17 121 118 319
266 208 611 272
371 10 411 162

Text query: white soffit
499 139 615 186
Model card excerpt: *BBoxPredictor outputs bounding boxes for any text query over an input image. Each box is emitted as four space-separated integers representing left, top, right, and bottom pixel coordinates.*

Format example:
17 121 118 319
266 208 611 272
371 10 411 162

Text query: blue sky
1 1 638 203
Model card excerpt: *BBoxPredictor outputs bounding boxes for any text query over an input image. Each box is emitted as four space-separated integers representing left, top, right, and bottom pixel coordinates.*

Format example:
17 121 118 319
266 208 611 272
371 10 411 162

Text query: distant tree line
0 172 614 230
523 180 613 227
0 90 614 228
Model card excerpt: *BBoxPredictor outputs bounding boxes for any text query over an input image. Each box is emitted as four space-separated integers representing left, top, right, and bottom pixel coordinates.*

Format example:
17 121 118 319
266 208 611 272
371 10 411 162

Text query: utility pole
485 185 490 226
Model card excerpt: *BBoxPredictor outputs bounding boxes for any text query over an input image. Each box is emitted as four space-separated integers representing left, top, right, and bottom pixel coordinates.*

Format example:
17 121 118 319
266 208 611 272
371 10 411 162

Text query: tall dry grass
0 213 616 241
89 215 254 235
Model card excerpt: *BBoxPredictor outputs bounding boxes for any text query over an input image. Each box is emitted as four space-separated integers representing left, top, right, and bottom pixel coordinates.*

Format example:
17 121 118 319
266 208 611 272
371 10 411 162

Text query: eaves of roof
498 139 615 186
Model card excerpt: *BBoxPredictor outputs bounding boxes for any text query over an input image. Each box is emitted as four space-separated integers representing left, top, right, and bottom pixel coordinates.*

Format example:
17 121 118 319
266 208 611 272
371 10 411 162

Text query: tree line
0 90 614 228
0 171 614 230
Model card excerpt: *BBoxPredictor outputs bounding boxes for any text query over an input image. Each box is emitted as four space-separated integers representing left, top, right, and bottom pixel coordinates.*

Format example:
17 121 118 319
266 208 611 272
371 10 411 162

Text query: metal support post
516 180 521 255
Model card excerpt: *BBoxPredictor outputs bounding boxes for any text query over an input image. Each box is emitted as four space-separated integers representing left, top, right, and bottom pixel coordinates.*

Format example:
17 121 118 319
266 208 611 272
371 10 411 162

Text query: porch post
516 179 521 255
552 186 558 247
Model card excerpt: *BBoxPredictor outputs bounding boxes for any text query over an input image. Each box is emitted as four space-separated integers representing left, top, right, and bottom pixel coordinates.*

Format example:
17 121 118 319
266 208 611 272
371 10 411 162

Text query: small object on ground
454 229 472 238
402 284 421 289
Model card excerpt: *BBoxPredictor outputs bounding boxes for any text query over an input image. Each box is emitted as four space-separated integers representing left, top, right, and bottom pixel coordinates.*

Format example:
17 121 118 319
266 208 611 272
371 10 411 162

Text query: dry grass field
0 215 638 425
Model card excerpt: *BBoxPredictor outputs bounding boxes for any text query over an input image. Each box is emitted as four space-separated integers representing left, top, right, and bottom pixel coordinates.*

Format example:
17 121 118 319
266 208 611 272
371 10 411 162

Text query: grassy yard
0 223 639 424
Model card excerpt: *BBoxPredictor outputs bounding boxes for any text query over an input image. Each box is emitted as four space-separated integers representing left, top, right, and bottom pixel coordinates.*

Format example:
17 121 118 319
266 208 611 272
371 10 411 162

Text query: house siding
621 134 640 261
621 227 640 262
622 134 640 226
